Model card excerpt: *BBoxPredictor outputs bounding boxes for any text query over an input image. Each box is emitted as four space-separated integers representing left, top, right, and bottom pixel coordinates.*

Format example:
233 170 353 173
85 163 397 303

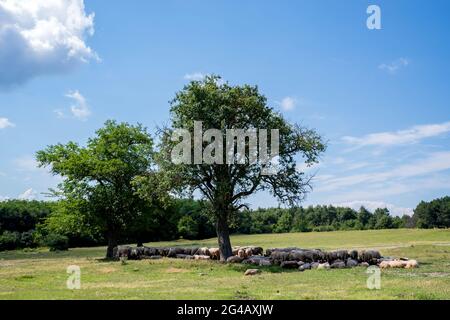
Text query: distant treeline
1 196 449 251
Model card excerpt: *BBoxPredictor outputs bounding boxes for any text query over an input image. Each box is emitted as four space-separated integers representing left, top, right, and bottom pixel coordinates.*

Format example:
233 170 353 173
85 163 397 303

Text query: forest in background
1 196 448 251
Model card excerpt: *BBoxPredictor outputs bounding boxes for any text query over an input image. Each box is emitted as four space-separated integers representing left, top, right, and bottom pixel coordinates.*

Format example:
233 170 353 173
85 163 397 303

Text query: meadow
0 229 449 300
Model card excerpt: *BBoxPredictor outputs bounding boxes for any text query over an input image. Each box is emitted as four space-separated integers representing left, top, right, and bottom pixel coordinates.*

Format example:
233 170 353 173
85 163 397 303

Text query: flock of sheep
113 245 418 273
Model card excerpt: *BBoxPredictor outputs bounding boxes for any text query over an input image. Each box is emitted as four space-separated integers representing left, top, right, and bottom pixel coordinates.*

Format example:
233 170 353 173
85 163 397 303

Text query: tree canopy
413 196 450 228
140 76 326 259
36 120 155 258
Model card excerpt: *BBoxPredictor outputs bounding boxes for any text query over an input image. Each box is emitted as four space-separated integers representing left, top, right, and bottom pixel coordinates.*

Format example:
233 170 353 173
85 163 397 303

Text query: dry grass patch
166 267 189 273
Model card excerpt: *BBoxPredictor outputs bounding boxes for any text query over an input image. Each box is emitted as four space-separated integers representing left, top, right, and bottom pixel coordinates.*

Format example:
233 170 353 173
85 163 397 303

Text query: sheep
189 247 199 256
288 250 305 261
259 259 272 266
405 260 419 269
336 250 349 261
113 246 131 260
209 248 220 260
304 249 325 262
346 258 358 267
331 260 346 269
129 247 143 260
359 250 381 264
380 259 418 269
193 255 211 260
251 247 264 256
160 247 170 257
326 250 349 263
244 269 261 276
298 263 311 272
317 262 331 270
359 262 370 267
196 247 210 256
266 247 302 256
270 251 290 265
232 247 241 256
227 256 243 263
167 248 177 258
349 250 358 260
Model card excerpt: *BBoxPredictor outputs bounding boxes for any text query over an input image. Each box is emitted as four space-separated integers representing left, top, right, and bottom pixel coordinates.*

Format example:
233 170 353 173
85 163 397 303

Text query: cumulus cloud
277 97 297 111
0 117 15 129
333 200 413 217
18 188 37 200
0 0 98 88
66 90 91 120
379 58 410 74
343 121 450 147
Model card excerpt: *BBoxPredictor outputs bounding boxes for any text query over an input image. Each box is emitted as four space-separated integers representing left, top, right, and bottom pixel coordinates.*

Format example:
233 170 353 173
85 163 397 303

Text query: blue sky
1 0 450 216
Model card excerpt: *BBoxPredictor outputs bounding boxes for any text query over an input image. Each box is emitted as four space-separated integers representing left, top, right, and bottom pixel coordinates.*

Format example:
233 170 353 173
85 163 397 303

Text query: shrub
20 231 37 248
0 231 21 251
43 233 69 251
177 216 199 239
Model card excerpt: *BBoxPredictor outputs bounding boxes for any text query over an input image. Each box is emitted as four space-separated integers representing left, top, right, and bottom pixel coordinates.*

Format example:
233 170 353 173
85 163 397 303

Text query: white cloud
18 188 37 200
0 117 15 129
184 73 206 81
333 200 413 217
317 151 450 192
343 121 450 147
0 0 98 88
65 90 91 120
14 155 39 171
324 175 450 205
53 108 65 118
278 97 297 111
379 57 410 74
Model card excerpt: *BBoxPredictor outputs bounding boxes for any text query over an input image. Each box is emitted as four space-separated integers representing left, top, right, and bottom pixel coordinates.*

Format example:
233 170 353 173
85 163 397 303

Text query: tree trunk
106 232 118 259
216 216 233 261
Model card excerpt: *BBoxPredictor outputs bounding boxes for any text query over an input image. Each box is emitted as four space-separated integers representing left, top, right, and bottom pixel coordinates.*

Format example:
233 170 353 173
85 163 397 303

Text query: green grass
0 229 449 300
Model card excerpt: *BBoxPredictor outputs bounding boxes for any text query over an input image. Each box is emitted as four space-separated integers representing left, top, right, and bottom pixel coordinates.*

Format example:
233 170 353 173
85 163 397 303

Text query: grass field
0 229 449 300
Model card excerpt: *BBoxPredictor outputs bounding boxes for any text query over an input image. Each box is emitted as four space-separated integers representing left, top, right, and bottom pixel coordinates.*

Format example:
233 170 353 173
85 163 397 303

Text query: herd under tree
137 76 326 260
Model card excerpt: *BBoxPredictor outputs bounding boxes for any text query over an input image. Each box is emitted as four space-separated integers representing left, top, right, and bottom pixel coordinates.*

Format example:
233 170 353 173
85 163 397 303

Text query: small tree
139 76 326 260
177 216 199 239
37 120 154 258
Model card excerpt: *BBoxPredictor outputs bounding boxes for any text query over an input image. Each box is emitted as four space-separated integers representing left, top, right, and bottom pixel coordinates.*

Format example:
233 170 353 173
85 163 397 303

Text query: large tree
137 76 326 260
36 120 154 258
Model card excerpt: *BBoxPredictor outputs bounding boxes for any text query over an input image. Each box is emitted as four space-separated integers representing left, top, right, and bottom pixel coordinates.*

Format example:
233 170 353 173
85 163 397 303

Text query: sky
1 0 449 216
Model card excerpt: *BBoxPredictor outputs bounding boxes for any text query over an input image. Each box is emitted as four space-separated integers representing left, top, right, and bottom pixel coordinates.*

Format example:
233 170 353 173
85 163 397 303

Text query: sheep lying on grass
113 245 419 272
379 259 419 269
